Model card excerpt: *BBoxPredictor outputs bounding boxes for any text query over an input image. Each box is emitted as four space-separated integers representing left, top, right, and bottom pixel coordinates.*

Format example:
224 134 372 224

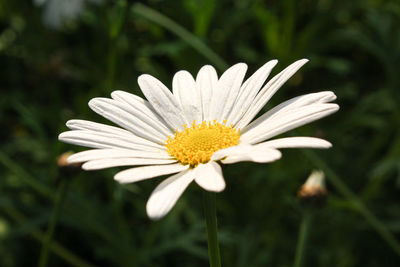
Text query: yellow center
165 120 240 166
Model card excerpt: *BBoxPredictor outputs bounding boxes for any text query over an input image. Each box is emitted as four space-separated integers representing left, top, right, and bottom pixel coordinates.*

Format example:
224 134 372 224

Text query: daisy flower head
59 59 339 220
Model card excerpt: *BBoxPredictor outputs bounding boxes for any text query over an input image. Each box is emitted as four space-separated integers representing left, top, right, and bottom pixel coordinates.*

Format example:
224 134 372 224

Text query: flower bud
298 170 327 203
57 152 81 172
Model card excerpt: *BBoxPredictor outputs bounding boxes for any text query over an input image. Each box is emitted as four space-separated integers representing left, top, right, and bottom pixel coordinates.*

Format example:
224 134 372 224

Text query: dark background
1 0 400 266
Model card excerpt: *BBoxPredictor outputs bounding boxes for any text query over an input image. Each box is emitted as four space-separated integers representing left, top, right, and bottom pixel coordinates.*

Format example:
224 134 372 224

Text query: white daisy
59 59 339 220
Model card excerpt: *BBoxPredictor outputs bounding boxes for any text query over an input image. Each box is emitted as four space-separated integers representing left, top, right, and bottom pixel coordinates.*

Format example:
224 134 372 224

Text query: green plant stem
293 211 312 267
303 149 400 257
131 3 228 71
4 205 96 267
38 179 69 267
203 191 222 267
0 151 54 199
106 0 128 90
281 0 295 60
106 44 118 90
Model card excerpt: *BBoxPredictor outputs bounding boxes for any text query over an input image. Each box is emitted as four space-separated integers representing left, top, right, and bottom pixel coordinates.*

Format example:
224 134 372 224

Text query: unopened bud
57 152 81 171
298 170 327 202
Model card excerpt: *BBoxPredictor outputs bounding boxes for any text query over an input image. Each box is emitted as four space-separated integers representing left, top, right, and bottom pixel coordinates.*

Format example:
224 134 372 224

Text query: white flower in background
33 0 102 29
59 59 339 219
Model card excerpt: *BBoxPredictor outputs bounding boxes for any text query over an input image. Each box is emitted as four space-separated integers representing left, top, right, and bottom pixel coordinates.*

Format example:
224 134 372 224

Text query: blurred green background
1 0 400 266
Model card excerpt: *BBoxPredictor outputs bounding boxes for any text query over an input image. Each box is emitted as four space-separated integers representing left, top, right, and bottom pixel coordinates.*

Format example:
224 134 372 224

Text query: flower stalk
293 170 326 267
106 0 128 90
293 211 312 267
38 179 69 267
203 191 222 267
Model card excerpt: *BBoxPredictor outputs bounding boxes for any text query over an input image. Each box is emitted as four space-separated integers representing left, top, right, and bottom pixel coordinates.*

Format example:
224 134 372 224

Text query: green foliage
1 0 400 266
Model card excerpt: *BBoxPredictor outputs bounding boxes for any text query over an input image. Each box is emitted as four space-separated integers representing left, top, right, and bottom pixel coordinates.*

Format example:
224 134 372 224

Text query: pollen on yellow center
165 120 240 166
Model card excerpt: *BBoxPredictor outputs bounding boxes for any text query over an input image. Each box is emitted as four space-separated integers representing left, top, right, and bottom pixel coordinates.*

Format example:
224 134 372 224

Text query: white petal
212 145 282 164
65 121 163 149
211 145 247 161
58 130 164 151
236 59 309 129
194 161 225 192
66 119 135 139
223 148 282 164
111 90 174 134
227 60 278 125
138 74 187 131
269 91 337 117
241 103 339 144
114 163 189 184
255 137 332 149
82 158 176 170
209 63 248 122
111 90 156 112
146 169 195 220
89 98 167 144
172 71 202 123
241 91 337 134
196 65 218 121
67 148 172 163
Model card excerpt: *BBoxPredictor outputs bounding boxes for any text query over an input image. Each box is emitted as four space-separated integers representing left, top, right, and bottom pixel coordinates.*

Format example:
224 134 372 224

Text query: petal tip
65 153 77 164
267 148 283 162
110 90 124 99
146 203 165 221
208 182 226 192
88 98 99 108
237 62 248 70
113 173 127 184
331 103 340 111
81 165 89 171
324 141 333 148
58 132 67 141
138 74 154 83
199 64 217 72
65 119 80 129
81 161 96 171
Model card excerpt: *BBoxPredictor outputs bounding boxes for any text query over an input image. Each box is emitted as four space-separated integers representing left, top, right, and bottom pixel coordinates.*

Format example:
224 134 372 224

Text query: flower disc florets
165 120 240 166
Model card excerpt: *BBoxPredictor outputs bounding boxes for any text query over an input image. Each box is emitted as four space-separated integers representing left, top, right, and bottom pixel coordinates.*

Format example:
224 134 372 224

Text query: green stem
0 151 54 199
4 204 96 267
131 3 228 71
203 191 222 267
38 179 69 267
293 212 312 267
282 0 296 60
106 44 117 90
106 0 128 90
